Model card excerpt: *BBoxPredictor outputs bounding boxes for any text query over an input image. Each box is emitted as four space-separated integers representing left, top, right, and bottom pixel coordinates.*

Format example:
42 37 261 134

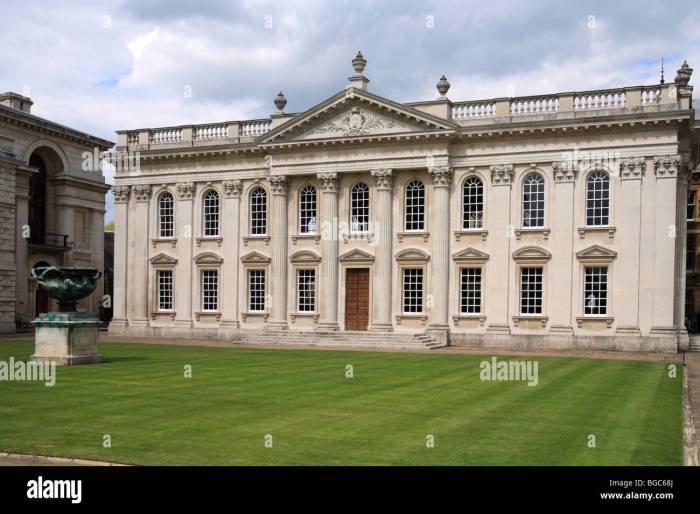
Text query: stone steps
232 330 445 350
690 339 700 352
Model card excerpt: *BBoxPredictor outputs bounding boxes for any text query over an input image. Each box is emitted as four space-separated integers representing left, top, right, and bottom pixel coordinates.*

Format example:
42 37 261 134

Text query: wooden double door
345 268 369 331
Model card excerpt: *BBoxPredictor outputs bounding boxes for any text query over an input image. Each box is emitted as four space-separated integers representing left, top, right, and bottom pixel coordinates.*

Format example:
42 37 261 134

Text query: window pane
522 174 545 228
350 183 369 233
297 269 316 312
250 188 267 235
460 268 481 314
688 191 696 221
463 176 483 229
584 266 607 315
203 190 220 236
299 186 317 234
248 270 266 311
157 270 173 311
201 270 218 311
520 267 543 314
404 180 425 231
402 268 423 313
159 192 174 238
586 171 610 226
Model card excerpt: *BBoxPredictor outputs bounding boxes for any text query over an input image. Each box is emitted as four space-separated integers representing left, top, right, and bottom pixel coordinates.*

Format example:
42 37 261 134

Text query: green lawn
0 341 683 465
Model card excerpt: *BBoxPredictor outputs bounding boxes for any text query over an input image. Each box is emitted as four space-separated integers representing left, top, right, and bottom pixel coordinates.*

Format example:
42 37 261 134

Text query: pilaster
428 166 453 337
267 175 289 329
370 168 393 331
317 172 340 330
221 180 241 328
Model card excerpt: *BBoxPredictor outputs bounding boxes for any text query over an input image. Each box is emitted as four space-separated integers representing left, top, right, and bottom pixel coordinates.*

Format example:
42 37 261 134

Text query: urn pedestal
32 312 102 365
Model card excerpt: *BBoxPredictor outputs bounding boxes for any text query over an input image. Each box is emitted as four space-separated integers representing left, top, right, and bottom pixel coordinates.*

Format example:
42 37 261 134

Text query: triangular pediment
260 88 457 144
339 249 374 263
576 245 617 262
452 247 489 262
512 246 552 262
194 252 223 265
149 253 177 265
240 251 271 264
395 248 430 262
290 250 321 263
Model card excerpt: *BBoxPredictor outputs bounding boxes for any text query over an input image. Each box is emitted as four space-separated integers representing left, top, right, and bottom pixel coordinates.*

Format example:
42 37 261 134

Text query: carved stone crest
223 180 242 197
489 164 514 186
306 107 406 138
176 182 195 200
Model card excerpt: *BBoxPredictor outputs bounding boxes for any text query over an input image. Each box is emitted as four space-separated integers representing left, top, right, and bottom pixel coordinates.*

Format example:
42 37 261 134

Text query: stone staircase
690 336 700 352
232 330 446 350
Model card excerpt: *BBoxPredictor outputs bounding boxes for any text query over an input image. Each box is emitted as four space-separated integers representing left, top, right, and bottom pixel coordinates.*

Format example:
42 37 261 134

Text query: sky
1 0 698 222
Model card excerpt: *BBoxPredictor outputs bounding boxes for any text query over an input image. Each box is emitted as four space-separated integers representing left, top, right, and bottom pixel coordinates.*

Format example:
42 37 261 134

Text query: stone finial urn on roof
436 74 450 98
352 51 367 74
274 91 287 114
675 61 693 86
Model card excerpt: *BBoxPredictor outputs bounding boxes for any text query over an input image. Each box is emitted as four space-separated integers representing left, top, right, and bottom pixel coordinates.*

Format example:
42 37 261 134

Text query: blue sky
1 0 698 223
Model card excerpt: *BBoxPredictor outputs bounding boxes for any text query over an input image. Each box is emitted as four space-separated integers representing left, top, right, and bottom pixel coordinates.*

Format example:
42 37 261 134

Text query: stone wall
0 157 17 332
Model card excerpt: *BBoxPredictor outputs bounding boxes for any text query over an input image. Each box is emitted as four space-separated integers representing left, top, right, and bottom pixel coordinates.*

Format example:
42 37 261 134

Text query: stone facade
0 92 112 331
110 55 696 352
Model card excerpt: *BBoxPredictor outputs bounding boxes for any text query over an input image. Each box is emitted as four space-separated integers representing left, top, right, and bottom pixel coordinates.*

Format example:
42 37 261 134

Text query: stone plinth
32 312 102 365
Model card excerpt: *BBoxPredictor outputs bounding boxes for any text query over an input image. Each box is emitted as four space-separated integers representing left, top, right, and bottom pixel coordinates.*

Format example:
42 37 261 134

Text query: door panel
345 269 369 331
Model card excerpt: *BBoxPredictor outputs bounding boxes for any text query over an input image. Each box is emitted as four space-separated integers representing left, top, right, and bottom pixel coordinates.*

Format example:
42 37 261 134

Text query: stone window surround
579 166 616 239
575 244 617 327
400 174 429 234
193 252 223 321
240 251 270 322
152 187 177 243
519 167 548 230
511 245 551 328
295 181 319 237
451 247 489 325
395 248 430 325
458 169 488 234
197 183 223 243
149 253 177 320
289 250 321 323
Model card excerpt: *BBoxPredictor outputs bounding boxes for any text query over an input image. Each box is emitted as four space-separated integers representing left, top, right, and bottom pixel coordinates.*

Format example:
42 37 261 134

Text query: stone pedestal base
32 312 102 365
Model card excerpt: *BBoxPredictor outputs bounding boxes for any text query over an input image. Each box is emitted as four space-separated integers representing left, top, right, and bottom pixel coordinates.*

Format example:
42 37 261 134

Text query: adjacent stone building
110 54 695 352
0 92 112 332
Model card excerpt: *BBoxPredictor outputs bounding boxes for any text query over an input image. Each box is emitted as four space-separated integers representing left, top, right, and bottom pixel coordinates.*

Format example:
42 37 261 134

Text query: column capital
133 184 151 202
552 160 579 183
428 166 453 187
222 179 242 198
370 168 393 190
317 172 339 193
176 182 195 200
619 157 646 180
489 164 514 185
653 154 682 178
267 175 288 195
113 185 131 203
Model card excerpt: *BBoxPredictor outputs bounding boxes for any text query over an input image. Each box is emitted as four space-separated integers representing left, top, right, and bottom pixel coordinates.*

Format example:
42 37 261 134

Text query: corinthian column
267 175 289 329
221 180 242 329
428 166 453 335
175 182 194 328
370 168 393 331
129 184 151 324
317 172 340 330
110 185 130 331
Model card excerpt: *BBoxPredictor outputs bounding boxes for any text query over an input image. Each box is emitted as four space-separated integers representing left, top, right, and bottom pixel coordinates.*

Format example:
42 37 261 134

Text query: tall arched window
28 154 47 244
522 173 545 228
586 170 610 226
404 180 425 231
158 192 174 238
202 190 220 237
299 185 317 233
462 176 483 229
350 183 369 233
250 187 267 235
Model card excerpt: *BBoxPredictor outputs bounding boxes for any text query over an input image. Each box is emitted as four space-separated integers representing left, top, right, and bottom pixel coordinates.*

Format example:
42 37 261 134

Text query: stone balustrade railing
118 82 686 149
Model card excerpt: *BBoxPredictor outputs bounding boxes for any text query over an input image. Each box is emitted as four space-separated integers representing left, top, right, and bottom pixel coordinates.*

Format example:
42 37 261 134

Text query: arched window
250 187 267 235
299 185 317 234
404 180 425 231
28 154 47 244
586 170 610 226
350 183 369 233
158 192 174 238
462 176 483 229
202 190 220 237
522 173 545 228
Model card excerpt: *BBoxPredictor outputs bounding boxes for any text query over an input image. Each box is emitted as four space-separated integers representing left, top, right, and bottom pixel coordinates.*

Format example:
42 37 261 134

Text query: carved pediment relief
452 247 489 263
339 249 375 263
299 105 414 140
240 251 271 264
194 252 223 265
290 250 321 263
576 244 617 262
512 246 552 262
395 248 430 262
149 253 177 265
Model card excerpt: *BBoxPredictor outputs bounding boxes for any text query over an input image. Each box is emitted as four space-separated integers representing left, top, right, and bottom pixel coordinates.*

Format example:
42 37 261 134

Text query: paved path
0 452 124 466
685 353 700 465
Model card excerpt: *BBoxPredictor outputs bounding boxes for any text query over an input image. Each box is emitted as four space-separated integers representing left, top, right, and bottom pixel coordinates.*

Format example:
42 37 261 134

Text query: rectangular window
584 266 608 315
201 270 218 311
248 270 266 312
688 191 696 221
157 270 173 311
520 267 543 315
687 235 696 273
402 268 424 314
297 269 316 312
460 268 482 314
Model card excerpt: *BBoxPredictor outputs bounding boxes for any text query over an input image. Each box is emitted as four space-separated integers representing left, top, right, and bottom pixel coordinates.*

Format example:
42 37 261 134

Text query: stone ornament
317 172 339 193
370 168 393 189
675 61 693 87
274 92 287 114
489 164 514 185
176 182 195 200
552 161 579 182
306 106 405 138
133 184 152 202
223 179 242 197
653 154 681 177
113 185 131 202
429 166 453 187
267 175 288 195
352 51 367 74
436 75 450 97
619 157 646 179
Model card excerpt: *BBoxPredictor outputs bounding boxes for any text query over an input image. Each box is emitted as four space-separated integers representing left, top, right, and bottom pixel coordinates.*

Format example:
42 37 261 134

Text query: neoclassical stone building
110 54 695 352
0 92 112 332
